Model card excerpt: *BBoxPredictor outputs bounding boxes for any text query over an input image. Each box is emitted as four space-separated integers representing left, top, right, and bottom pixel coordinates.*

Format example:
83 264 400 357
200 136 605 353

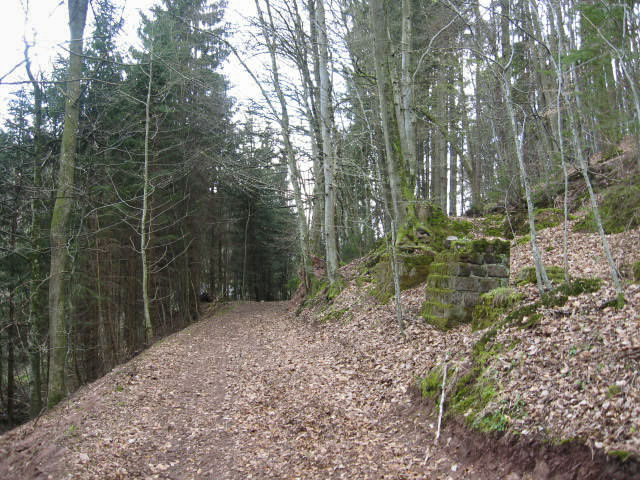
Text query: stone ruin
366 202 511 330
421 238 510 330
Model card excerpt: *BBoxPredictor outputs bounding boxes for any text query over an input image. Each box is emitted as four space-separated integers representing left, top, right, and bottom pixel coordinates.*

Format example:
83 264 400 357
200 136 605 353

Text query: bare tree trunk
242 204 251 299
400 0 417 184
315 0 339 284
500 72 552 293
369 0 405 225
93 214 113 371
47 0 89 407
253 0 312 290
305 0 326 257
25 49 46 415
547 0 571 285
141 52 154 345
554 4 623 296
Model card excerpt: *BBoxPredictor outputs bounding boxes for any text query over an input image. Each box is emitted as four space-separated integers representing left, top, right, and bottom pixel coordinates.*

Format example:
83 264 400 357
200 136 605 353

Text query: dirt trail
0 301 629 479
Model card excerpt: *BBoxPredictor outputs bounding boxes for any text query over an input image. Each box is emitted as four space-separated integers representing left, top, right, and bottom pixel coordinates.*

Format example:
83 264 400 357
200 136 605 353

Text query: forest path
1 301 519 479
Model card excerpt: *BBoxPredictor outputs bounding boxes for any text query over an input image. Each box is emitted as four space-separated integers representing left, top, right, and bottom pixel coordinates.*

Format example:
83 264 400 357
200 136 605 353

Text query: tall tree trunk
555 3 623 296
315 0 339 284
253 0 312 290
25 51 46 416
369 0 405 226
7 294 15 425
93 215 113 371
242 204 251 299
305 0 325 257
400 0 417 184
47 0 89 408
141 52 154 346
501 71 552 293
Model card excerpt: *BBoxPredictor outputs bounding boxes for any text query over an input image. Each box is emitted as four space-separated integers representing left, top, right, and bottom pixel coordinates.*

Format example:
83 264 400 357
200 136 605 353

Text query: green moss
297 277 331 314
355 276 369 287
480 214 507 237
452 238 510 256
321 307 350 323
450 218 474 238
608 450 633 462
399 202 473 251
504 303 543 329
607 384 622 398
574 213 596 233
472 287 523 331
633 261 640 282
541 291 568 307
603 293 626 309
47 392 65 409
515 234 530 246
574 182 640 234
370 284 393 304
535 208 563 230
311 278 328 297
515 265 566 286
327 277 346 300
449 368 501 428
507 207 565 237
472 410 509 433
559 277 603 296
419 366 444 400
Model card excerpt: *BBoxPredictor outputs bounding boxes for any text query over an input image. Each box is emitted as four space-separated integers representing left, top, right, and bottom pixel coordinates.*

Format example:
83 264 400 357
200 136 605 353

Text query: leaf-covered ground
0 223 638 479
0 301 513 479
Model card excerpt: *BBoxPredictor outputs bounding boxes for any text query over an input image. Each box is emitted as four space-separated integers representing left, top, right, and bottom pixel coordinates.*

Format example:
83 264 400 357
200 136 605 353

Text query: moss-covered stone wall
421 238 510 330
367 201 473 304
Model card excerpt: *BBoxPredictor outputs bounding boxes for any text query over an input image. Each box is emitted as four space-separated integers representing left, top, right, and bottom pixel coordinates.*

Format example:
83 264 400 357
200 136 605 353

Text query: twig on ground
435 354 449 444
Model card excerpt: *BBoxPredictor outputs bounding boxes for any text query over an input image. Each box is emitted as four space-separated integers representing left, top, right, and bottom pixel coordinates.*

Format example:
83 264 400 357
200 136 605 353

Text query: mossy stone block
424 287 456 304
400 252 435 289
434 251 457 263
427 274 453 289
429 261 473 277
479 277 505 292
458 252 485 265
451 291 481 308
422 300 451 318
453 276 479 291
422 304 468 330
486 264 509 278
471 264 488 277
480 214 507 237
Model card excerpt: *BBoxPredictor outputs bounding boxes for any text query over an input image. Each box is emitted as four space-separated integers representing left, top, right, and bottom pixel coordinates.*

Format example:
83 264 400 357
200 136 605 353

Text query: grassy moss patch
327 277 346 300
320 306 350 323
574 182 640 234
608 450 634 462
515 265 566 286
419 366 444 400
535 208 563 230
479 214 507 237
472 287 523 331
558 277 603 296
